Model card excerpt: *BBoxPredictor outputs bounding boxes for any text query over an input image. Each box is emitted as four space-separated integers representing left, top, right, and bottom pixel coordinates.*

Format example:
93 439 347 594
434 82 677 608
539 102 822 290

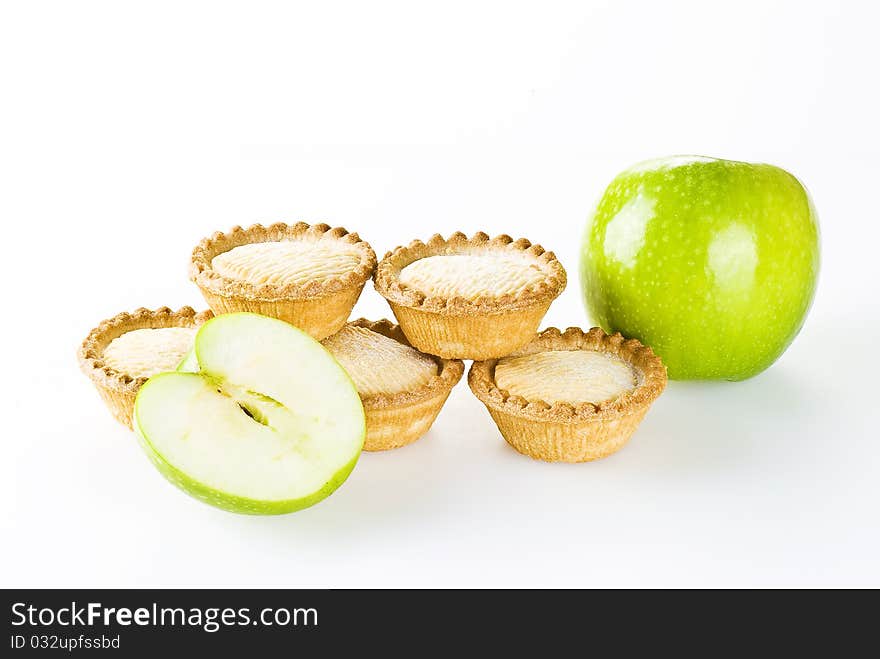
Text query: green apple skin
134 390 359 516
134 313 365 515
581 156 820 380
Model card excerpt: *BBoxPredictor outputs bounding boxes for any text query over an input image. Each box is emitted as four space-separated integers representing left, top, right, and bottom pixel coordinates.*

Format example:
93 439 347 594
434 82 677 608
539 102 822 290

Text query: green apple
175 348 198 373
134 312 365 514
581 156 820 380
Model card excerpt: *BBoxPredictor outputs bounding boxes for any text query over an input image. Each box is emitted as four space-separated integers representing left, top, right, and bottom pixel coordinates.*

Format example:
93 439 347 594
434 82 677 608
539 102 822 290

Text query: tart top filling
398 253 548 301
211 239 364 288
323 325 438 396
494 349 641 405
103 327 197 380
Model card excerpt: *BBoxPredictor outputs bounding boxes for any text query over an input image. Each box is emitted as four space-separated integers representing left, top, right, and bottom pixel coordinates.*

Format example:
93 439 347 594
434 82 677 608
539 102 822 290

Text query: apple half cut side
134 312 366 515
175 348 198 373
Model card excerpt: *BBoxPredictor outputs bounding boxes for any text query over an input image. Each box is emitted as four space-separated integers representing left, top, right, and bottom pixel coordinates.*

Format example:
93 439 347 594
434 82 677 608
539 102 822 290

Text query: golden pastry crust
494 350 640 406
470 327 666 421
468 326 666 462
374 231 566 314
373 232 566 360
345 319 464 408
325 319 464 451
78 306 213 428
191 222 376 301
189 222 377 340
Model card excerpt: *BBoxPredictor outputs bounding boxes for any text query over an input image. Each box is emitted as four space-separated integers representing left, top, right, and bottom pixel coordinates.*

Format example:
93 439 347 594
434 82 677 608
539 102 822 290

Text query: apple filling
103 327 197 379
494 350 640 405
399 253 547 301
323 325 437 396
211 239 364 287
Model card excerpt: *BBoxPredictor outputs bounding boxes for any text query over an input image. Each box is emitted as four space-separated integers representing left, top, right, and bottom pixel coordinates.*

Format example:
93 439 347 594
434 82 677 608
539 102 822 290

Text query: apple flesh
134 312 365 514
581 156 820 380
175 348 198 373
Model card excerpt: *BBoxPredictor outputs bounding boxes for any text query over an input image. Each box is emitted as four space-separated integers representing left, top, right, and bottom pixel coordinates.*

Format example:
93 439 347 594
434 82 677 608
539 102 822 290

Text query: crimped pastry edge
78 306 214 394
373 231 566 314
332 318 464 409
189 222 377 302
468 326 667 422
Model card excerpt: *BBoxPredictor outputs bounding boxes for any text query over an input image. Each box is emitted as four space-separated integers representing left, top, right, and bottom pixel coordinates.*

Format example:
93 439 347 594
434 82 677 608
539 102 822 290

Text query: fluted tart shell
189 222 376 340
323 319 464 451
78 306 213 428
468 326 666 463
373 232 566 360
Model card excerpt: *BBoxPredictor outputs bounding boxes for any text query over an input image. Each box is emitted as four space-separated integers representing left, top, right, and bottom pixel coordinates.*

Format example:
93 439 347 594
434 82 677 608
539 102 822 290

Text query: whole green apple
581 156 819 380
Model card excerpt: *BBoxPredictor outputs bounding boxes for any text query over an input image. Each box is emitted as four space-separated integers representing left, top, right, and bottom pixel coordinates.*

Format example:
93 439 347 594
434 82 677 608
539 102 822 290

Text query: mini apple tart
78 306 213 428
190 222 376 340
322 319 464 451
468 327 666 462
373 232 566 360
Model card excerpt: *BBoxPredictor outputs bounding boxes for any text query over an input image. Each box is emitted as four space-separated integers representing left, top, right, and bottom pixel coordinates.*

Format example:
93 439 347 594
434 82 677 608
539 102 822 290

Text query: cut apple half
134 312 365 514
175 348 198 373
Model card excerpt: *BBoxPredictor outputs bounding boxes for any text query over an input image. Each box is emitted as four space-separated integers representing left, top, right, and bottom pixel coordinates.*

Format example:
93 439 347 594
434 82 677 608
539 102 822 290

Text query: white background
2 0 878 587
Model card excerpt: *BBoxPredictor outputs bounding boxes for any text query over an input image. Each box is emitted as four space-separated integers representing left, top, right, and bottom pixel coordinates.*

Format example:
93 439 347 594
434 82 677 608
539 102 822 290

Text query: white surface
2 0 879 587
